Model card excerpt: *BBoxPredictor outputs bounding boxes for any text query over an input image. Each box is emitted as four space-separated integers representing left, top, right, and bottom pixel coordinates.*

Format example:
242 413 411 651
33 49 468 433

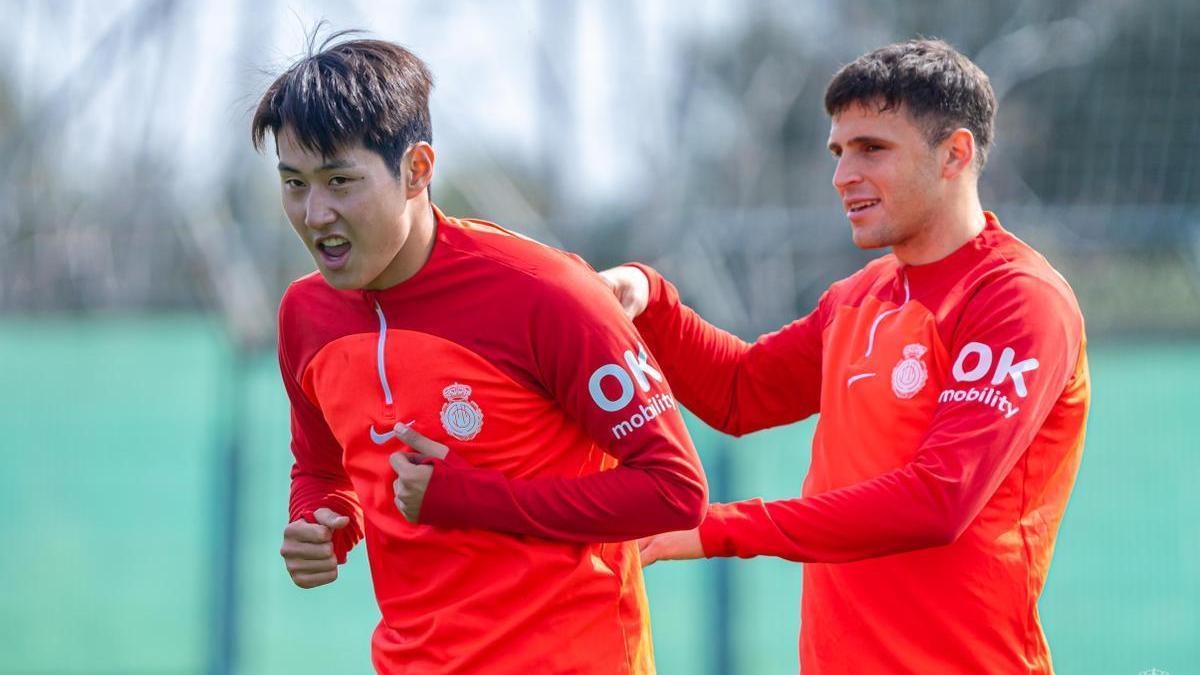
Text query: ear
405 142 436 198
941 128 976 180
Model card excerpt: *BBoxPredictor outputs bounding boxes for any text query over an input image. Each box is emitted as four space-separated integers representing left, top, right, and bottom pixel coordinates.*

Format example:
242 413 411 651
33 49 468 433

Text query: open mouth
316 235 352 269
846 199 880 215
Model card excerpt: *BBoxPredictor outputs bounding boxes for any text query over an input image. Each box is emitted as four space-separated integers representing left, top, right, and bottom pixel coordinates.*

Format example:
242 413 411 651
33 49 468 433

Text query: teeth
321 236 348 247
850 200 879 212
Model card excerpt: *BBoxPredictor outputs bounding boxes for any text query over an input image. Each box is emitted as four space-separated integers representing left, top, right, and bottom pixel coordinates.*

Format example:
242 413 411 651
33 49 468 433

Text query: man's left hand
638 527 704 567
389 424 450 523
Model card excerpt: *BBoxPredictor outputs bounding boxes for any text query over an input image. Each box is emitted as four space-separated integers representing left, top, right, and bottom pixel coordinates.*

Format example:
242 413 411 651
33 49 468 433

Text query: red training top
280 206 707 674
632 212 1089 673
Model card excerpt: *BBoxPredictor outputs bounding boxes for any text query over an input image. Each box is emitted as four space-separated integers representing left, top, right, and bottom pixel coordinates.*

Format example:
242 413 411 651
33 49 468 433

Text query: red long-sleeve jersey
279 206 706 674
632 212 1089 673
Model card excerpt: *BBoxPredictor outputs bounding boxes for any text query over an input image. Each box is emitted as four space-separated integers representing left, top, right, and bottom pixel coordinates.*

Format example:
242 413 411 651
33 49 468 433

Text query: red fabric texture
633 213 1089 673
279 207 706 673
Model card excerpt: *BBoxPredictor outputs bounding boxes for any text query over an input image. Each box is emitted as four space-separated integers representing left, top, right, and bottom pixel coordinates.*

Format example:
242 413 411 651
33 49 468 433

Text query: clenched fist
280 507 349 589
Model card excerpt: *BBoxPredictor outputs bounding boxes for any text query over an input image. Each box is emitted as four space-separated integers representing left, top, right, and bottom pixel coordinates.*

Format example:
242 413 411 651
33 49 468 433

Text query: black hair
252 29 434 177
825 39 996 171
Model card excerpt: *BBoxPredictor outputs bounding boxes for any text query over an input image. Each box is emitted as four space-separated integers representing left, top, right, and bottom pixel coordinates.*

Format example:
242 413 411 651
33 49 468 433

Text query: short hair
824 39 996 171
251 31 434 177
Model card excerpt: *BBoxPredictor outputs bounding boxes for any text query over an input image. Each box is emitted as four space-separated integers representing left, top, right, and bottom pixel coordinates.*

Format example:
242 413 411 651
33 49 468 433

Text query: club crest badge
440 383 483 441
891 344 929 399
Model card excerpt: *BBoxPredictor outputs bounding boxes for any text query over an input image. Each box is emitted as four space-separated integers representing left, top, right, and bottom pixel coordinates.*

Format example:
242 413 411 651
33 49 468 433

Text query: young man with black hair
604 39 1090 673
254 35 706 674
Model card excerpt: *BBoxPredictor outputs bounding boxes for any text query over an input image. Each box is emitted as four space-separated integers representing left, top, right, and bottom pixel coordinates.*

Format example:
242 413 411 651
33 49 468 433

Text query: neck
365 193 437 290
892 184 986 266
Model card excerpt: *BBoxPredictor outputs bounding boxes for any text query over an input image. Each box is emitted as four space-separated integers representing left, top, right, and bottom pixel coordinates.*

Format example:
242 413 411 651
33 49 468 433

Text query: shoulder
969 231 1082 320
279 272 353 330
826 253 902 303
438 216 631 372
280 270 330 308
441 214 588 271
439 214 615 313
950 234 1085 359
277 272 369 374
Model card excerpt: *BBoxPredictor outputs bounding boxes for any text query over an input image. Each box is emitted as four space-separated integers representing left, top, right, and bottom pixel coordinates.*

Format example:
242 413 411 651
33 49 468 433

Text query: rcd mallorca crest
891 344 929 399
440 383 483 441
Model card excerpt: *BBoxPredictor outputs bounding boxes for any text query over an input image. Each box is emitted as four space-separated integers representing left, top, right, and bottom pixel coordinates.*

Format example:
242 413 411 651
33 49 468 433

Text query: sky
1 0 754 209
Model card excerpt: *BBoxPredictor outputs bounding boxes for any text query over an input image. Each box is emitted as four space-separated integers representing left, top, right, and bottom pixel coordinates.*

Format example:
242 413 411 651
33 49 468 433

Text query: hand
599 265 650 321
389 424 449 523
280 507 349 588
637 527 703 567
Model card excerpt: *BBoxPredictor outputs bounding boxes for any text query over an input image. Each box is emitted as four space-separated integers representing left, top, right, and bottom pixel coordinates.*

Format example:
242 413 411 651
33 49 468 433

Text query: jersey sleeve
417 267 708 542
278 292 365 564
699 273 1085 562
627 263 825 436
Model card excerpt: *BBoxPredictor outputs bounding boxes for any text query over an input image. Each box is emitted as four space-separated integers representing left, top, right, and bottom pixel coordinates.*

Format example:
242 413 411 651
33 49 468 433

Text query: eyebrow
277 158 357 173
828 135 890 152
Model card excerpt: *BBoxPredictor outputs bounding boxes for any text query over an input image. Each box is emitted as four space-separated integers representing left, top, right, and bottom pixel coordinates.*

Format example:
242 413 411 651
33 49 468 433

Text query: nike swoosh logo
370 420 416 445
370 426 396 444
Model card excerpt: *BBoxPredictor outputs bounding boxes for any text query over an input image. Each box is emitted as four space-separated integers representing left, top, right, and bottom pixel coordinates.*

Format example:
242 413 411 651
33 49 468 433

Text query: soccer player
252 36 707 674
603 39 1090 673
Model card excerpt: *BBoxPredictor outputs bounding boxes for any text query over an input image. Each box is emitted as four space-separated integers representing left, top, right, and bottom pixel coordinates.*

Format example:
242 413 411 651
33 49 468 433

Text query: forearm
420 459 707 542
699 426 1036 563
699 468 961 563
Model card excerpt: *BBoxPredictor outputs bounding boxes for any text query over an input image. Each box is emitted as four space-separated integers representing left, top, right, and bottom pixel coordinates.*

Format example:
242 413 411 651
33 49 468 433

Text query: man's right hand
280 507 349 589
598 265 650 321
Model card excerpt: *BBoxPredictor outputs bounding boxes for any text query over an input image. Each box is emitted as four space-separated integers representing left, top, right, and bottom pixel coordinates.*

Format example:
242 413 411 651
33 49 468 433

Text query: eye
329 176 351 187
283 178 305 189
864 144 884 153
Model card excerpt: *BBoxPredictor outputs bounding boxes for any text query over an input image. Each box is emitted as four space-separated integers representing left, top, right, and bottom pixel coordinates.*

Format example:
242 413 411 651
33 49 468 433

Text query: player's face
827 102 943 251
276 126 413 290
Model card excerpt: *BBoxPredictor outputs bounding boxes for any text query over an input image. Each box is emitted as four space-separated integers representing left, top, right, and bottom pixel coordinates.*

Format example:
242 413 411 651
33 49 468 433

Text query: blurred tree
0 0 1195 336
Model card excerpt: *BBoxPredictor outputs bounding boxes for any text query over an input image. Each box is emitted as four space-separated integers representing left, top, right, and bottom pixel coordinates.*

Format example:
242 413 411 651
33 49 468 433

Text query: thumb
313 507 350 531
389 451 419 474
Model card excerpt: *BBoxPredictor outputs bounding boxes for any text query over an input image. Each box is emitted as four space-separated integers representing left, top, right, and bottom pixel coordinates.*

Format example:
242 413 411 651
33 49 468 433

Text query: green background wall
1 318 1195 674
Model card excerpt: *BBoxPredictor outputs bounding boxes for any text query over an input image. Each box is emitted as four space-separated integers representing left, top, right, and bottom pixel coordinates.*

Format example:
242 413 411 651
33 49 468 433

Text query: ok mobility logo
588 343 677 439
939 342 1039 418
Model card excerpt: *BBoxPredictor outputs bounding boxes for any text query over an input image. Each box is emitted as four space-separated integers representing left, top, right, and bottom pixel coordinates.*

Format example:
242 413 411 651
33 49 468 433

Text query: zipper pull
371 294 397 421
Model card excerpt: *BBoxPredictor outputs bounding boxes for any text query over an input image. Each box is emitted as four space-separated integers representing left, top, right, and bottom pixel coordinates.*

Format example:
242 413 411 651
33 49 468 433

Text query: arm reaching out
608 263 826 436
698 274 1087 562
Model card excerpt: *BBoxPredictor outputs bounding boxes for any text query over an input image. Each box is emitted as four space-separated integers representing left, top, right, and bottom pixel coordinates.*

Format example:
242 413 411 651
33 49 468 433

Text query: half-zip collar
864 270 910 358
361 289 394 408
357 205 446 411
864 212 1005 358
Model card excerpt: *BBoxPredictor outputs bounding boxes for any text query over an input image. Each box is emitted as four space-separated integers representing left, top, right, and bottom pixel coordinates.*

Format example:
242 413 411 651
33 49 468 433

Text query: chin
318 268 365 291
850 227 891 251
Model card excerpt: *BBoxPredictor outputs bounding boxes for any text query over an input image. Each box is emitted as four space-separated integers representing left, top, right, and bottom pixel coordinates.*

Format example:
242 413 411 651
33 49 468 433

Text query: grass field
1 317 1196 674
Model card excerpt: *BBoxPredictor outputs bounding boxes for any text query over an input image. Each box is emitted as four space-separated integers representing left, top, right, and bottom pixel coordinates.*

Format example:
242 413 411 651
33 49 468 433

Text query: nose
832 156 862 193
304 189 337 230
